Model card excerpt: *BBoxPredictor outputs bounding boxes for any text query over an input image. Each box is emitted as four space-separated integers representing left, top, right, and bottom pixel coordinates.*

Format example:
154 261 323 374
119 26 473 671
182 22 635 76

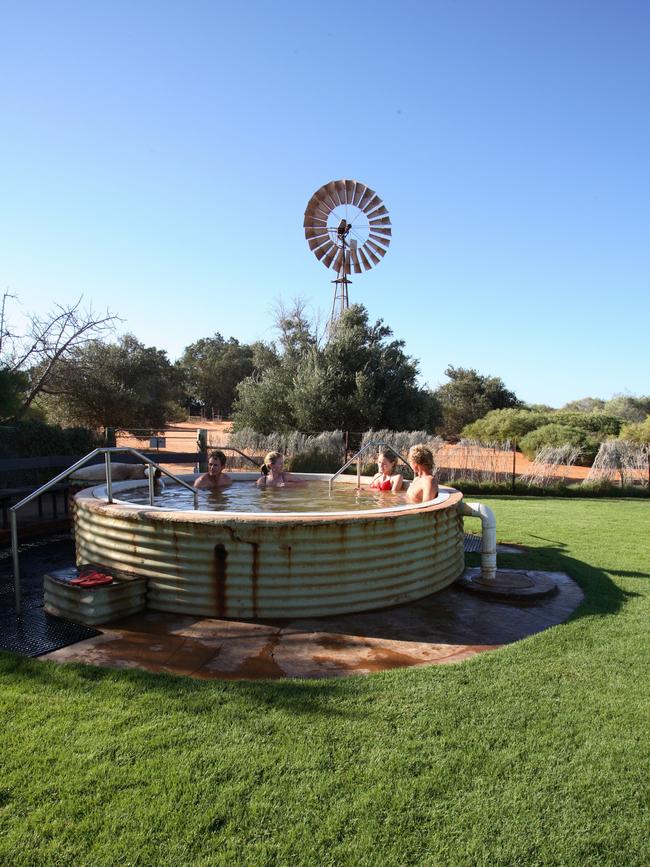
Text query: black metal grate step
0 535 100 656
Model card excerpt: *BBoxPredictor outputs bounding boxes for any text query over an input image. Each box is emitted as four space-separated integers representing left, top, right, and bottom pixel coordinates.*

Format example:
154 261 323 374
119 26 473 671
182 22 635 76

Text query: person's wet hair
408 444 434 471
209 450 227 467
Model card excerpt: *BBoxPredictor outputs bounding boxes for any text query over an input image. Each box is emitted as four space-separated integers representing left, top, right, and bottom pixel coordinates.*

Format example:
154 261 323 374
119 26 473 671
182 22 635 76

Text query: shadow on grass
0 649 354 716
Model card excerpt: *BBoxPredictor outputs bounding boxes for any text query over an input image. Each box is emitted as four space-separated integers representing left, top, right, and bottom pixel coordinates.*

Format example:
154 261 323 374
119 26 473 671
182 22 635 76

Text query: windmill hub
304 178 391 326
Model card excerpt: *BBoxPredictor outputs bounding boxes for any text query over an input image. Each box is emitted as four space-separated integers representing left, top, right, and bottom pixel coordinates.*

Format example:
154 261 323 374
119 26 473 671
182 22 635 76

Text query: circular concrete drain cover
456 569 558 601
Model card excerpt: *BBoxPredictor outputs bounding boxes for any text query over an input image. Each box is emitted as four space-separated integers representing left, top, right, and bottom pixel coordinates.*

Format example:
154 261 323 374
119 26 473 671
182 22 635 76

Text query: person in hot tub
369 449 404 493
194 450 232 490
406 444 439 503
256 451 304 488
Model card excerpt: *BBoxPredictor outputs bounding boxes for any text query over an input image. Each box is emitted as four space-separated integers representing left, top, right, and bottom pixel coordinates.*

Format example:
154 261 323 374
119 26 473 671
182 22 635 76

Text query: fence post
105 427 116 448
512 438 517 492
197 428 208 473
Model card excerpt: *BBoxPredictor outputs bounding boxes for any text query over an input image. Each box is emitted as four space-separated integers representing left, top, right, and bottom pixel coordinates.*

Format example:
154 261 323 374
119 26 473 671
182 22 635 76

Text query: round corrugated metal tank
73 475 466 618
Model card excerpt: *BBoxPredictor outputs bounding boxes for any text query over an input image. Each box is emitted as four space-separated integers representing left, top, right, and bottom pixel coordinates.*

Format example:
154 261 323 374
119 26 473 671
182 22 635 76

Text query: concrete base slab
39 571 582 680
456 568 558 601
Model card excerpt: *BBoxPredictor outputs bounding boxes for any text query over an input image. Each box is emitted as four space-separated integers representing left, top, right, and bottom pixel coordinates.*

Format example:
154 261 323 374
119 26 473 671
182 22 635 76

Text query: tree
603 394 650 422
178 334 261 418
0 292 119 421
434 366 521 436
462 408 551 442
619 417 650 444
519 424 600 465
0 367 29 420
561 397 606 413
39 334 185 430
232 304 440 433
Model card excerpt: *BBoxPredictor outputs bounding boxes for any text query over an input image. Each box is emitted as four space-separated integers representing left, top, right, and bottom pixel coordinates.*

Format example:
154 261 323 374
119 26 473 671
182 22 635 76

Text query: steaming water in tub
116 479 449 513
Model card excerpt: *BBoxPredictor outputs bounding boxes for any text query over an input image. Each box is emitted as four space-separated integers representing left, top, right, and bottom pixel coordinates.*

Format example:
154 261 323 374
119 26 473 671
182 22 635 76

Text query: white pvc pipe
461 501 497 581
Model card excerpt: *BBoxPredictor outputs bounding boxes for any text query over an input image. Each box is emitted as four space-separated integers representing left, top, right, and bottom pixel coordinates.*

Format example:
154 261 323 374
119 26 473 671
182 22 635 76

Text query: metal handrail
9 447 199 615
329 440 413 492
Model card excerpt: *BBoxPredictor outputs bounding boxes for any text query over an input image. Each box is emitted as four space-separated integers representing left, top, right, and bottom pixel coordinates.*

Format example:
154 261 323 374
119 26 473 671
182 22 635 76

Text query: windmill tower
303 179 391 327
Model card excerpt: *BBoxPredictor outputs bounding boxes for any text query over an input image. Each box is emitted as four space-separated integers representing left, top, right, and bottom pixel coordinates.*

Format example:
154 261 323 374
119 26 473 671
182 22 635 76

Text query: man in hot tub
194 450 233 490
406 444 439 503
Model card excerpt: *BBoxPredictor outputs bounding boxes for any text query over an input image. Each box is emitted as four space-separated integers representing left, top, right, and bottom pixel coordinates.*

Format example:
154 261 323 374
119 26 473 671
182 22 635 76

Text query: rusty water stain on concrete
39 572 583 681
219 634 286 680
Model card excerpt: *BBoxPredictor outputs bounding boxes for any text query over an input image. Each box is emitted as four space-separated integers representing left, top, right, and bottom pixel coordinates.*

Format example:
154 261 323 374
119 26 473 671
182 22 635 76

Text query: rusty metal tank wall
73 478 465 619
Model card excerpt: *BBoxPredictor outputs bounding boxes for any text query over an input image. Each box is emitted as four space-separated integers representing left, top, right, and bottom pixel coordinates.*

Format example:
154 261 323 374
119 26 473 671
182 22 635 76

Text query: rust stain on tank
213 543 228 617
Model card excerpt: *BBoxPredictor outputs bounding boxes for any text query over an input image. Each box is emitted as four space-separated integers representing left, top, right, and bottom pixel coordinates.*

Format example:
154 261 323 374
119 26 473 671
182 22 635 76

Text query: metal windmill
304 179 391 326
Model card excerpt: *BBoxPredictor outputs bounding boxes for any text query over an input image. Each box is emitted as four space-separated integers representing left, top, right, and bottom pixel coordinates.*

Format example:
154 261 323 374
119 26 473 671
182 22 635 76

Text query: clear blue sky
1 0 648 407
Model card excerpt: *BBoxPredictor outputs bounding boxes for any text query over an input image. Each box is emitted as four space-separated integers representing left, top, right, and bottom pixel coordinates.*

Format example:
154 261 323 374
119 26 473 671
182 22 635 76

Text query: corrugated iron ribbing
75 495 465 618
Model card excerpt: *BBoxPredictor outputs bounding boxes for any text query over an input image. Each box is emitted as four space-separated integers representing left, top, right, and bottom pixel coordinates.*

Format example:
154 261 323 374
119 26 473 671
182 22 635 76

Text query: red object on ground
69 570 114 588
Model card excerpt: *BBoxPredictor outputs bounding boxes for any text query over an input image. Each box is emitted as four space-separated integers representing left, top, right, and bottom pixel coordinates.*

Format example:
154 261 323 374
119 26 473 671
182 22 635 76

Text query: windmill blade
305 225 329 240
358 247 373 271
369 232 390 247
304 217 327 231
309 235 332 252
349 243 362 274
369 216 391 227
332 248 345 273
357 187 376 211
314 240 335 261
322 245 338 268
334 179 347 204
326 180 343 206
305 201 331 222
314 241 336 268
344 179 356 204
366 239 387 258
364 246 381 266
362 194 382 214
366 203 388 219
304 216 328 229
352 183 367 207
370 226 392 237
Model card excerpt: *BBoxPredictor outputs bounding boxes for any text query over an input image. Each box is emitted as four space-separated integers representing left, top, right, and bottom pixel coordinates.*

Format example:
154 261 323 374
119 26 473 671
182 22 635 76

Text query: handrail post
148 466 155 506
105 451 113 503
10 510 21 614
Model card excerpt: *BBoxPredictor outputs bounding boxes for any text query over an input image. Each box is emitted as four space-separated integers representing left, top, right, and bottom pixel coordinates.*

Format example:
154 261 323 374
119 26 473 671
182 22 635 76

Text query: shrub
552 412 621 436
448 478 649 498
461 409 550 442
619 418 650 444
519 423 600 465
0 420 100 458
287 448 343 474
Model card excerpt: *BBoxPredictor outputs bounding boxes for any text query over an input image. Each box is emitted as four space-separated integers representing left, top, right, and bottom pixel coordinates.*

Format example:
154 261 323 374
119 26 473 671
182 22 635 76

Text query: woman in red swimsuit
369 450 404 493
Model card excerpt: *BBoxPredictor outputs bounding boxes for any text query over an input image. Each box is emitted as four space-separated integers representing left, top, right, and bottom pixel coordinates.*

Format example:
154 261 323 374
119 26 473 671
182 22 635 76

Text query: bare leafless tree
0 292 120 419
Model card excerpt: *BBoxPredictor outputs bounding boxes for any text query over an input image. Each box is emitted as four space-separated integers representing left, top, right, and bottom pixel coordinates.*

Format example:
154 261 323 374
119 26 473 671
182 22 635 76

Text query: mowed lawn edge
1 498 648 866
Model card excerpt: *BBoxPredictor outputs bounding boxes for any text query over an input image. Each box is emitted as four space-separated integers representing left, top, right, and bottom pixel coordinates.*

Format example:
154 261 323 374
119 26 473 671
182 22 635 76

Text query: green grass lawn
1 498 649 866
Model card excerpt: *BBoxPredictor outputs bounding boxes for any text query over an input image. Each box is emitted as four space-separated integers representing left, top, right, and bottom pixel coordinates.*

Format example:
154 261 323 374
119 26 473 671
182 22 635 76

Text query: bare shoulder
422 476 439 500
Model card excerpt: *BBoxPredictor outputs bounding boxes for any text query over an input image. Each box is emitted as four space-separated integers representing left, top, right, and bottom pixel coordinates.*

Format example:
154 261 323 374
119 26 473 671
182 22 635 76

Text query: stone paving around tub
40 573 583 679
